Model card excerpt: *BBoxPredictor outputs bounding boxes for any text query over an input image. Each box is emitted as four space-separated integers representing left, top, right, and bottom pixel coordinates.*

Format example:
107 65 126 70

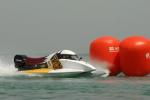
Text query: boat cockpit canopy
56 53 80 60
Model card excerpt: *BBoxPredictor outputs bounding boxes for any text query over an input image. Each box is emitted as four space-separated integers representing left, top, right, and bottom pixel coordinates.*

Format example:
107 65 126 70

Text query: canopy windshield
57 54 79 60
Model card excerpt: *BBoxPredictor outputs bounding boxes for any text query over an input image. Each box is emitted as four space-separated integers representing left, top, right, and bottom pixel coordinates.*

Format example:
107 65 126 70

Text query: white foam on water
0 58 26 76
90 60 110 77
0 59 17 76
0 59 43 78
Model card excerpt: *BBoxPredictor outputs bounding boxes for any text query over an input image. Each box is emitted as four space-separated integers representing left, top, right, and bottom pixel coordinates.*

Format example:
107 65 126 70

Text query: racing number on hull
51 55 63 70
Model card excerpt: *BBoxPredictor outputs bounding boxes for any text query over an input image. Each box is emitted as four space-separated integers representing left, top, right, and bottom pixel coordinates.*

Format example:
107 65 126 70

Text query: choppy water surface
0 76 150 100
0 54 150 100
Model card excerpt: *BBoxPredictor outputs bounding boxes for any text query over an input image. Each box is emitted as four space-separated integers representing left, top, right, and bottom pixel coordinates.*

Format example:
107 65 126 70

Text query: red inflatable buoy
120 36 150 76
90 36 120 76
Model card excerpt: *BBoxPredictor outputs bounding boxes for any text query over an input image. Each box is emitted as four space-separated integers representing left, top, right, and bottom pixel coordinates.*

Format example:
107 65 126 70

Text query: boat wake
0 58 37 77
90 60 110 77
0 59 21 76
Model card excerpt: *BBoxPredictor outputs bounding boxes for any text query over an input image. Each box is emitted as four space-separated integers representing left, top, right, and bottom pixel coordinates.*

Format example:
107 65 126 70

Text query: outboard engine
14 55 27 70
14 55 47 71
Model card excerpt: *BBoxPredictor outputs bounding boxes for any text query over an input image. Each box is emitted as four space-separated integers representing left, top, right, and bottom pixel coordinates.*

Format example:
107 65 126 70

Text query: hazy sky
0 0 150 54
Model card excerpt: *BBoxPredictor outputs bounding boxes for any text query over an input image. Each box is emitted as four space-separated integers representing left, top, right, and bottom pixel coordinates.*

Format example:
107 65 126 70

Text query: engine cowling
14 55 27 69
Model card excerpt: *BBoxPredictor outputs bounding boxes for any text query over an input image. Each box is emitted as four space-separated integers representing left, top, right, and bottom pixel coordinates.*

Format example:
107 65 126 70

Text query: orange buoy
90 36 120 76
120 36 150 76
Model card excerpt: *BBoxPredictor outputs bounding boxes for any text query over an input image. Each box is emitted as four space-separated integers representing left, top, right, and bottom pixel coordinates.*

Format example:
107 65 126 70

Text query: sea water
0 54 150 100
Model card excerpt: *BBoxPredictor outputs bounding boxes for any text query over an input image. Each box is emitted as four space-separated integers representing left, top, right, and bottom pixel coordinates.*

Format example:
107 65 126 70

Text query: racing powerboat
14 50 96 77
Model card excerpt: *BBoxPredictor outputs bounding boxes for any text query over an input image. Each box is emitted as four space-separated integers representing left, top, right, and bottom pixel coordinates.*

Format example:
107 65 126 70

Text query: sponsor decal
108 46 119 52
145 52 150 59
